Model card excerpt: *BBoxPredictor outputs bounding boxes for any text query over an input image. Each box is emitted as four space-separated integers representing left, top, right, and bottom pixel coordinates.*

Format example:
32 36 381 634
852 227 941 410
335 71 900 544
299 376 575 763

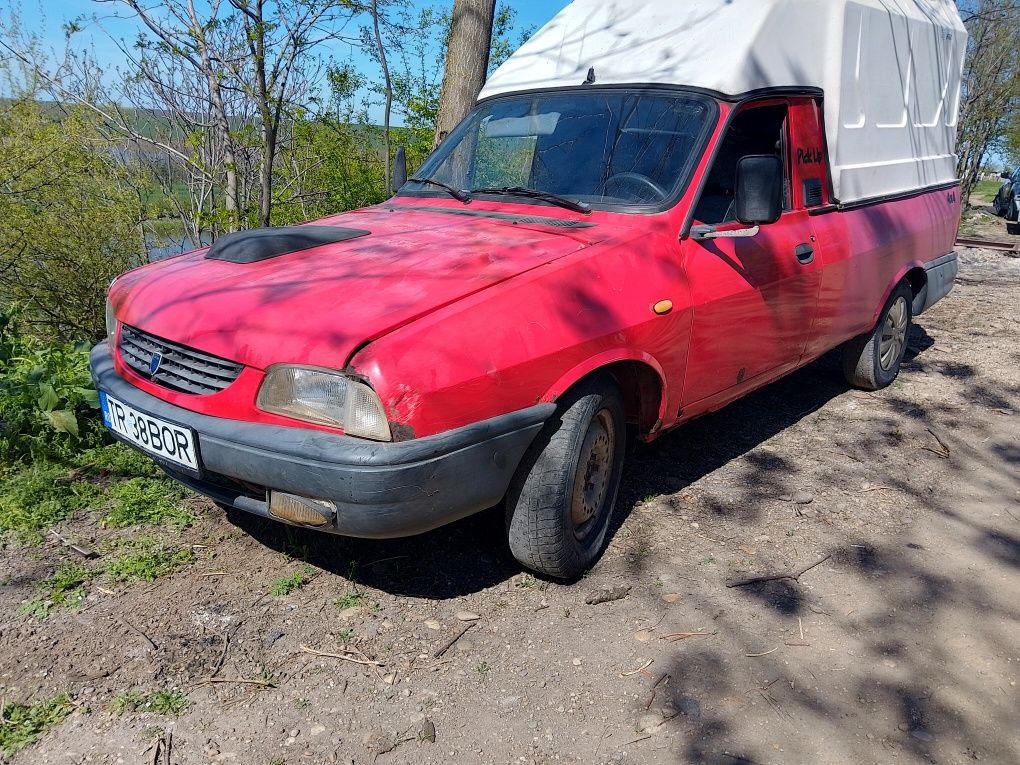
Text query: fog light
268 492 335 527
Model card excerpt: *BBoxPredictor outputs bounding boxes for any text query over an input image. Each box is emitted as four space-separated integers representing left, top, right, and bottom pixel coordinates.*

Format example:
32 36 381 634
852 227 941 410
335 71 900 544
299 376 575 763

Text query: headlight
256 366 392 442
105 291 117 350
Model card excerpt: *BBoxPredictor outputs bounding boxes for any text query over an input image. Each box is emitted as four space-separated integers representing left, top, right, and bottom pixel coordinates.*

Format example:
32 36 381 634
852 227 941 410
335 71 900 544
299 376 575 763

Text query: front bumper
90 344 552 538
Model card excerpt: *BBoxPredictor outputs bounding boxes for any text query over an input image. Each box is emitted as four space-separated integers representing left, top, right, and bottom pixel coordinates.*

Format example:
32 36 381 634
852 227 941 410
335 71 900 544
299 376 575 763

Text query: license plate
99 391 200 473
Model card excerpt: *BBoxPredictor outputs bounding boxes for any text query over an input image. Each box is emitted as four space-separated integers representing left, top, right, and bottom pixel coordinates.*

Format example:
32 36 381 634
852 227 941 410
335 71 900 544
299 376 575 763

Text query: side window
694 103 790 225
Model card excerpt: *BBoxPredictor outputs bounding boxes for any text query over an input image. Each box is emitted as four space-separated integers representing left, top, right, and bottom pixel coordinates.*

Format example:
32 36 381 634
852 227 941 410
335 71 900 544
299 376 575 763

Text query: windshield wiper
407 177 472 204
469 186 591 214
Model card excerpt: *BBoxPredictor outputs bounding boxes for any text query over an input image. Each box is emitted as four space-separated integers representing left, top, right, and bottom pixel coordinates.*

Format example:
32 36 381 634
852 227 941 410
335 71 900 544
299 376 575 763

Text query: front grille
119 325 243 395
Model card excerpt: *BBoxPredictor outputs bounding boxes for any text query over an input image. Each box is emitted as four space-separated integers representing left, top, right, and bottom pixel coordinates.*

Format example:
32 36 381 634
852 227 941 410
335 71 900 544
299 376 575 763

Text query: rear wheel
505 375 625 580
842 281 913 391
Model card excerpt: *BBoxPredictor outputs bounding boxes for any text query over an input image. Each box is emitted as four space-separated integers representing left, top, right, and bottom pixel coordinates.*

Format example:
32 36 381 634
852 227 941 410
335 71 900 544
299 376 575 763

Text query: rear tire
505 375 625 580
842 281 913 391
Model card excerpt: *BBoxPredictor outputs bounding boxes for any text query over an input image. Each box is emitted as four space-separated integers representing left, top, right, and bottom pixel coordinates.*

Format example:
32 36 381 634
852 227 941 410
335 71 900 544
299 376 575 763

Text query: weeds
0 312 107 463
18 563 92 619
111 689 190 716
110 691 146 715
333 591 364 609
0 462 102 541
253 668 279 688
272 567 313 596
79 443 161 478
102 477 191 529
0 694 73 757
104 538 195 583
0 441 190 544
148 690 190 716
515 574 548 592
337 628 355 643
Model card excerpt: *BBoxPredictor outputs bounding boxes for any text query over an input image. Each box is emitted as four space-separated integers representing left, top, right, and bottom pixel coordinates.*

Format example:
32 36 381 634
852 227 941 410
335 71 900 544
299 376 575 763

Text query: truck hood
114 202 606 370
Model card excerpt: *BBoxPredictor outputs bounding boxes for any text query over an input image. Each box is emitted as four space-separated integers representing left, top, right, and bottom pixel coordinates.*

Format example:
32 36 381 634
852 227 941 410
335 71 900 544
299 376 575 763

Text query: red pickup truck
92 0 966 578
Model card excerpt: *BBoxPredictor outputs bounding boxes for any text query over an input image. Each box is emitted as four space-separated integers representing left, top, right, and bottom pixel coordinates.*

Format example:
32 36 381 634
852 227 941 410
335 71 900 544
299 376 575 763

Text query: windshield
405 90 715 210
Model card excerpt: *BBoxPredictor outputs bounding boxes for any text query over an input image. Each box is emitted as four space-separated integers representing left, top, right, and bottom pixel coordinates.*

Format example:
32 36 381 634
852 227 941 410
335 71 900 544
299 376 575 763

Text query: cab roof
479 0 967 204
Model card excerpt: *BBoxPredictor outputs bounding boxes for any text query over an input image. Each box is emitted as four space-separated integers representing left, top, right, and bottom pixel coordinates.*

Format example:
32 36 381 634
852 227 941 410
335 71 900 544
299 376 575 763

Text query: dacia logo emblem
149 351 163 377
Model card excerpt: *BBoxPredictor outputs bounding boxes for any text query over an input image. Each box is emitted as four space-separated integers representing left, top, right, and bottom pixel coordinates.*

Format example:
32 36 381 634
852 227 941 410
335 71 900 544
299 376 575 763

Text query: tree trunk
433 0 496 148
260 123 277 227
372 0 394 195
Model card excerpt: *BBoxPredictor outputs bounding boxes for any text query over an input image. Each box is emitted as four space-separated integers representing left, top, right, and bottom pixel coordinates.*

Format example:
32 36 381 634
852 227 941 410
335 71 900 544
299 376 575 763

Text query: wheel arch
871 262 926 325
542 352 668 438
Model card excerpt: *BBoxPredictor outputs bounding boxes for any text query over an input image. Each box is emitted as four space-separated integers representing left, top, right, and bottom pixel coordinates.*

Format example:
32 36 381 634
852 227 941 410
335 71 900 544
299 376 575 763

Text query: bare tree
955 0 1020 203
370 0 395 195
432 0 495 148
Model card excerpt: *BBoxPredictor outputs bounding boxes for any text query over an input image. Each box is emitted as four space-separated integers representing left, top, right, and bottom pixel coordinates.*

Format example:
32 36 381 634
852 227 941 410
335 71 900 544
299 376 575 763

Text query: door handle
795 243 814 265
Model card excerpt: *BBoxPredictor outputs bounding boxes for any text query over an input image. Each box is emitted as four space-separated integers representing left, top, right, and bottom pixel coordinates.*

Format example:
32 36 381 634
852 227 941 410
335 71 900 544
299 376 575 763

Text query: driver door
681 100 823 406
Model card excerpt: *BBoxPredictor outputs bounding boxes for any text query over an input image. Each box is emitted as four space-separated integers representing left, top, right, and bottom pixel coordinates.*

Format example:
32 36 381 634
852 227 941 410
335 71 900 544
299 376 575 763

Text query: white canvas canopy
479 0 967 204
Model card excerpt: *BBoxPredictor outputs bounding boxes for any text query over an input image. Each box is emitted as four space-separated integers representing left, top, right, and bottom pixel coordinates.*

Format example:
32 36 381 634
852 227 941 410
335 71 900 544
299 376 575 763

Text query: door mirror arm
690 224 761 241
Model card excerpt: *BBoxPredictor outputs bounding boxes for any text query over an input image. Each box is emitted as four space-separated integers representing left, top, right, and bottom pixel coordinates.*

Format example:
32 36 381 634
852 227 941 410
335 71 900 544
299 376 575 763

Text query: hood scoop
205 225 370 264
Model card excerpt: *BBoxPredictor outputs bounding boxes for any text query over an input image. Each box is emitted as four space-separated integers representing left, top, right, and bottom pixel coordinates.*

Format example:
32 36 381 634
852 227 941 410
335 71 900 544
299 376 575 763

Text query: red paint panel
111 201 608 372
807 186 961 358
351 216 692 436
681 208 823 405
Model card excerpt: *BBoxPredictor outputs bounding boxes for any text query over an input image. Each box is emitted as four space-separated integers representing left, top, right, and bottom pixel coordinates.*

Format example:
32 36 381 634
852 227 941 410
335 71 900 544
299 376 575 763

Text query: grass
337 627 355 643
149 690 191 716
0 443 191 544
271 567 314 596
253 668 279 688
103 538 195 583
333 590 365 609
18 563 92 619
0 462 102 542
971 178 1002 203
110 691 146 715
102 477 191 529
111 689 190 716
0 694 73 757
79 444 162 478
514 574 549 592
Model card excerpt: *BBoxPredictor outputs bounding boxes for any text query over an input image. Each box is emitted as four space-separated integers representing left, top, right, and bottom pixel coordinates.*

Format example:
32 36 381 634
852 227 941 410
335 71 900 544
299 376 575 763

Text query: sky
11 0 571 87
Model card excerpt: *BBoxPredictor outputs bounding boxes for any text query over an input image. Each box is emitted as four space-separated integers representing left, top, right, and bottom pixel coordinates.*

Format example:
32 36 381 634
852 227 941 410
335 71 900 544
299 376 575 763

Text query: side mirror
393 146 407 193
735 155 783 226
1002 170 1013 179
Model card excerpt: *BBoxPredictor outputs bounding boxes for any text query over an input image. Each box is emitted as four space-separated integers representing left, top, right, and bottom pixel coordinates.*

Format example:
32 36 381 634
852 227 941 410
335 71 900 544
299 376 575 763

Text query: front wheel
505 376 626 580
842 281 913 391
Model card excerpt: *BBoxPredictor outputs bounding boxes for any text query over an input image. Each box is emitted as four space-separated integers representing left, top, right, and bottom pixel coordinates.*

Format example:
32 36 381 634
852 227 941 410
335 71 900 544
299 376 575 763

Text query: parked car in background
992 168 1020 232
92 0 967 580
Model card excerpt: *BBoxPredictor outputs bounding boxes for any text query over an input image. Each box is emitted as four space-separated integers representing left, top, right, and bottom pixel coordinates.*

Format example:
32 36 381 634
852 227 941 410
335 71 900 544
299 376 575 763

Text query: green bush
0 310 108 463
0 96 144 341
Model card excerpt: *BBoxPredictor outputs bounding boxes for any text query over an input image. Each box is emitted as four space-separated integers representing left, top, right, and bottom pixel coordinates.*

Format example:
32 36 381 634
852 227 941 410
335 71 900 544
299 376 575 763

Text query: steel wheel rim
879 296 908 371
570 409 616 540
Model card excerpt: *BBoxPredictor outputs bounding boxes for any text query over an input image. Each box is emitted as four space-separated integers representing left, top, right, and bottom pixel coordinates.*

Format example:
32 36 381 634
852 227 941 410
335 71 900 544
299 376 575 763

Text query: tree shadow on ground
227 344 858 599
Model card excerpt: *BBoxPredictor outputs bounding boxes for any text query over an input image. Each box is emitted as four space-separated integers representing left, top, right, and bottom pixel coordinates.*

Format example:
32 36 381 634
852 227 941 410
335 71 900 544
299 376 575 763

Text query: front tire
842 281 913 391
505 375 625 580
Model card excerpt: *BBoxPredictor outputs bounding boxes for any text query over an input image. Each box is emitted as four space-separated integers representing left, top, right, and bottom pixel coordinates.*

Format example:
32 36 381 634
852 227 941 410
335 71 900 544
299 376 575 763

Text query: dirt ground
2 221 1018 765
